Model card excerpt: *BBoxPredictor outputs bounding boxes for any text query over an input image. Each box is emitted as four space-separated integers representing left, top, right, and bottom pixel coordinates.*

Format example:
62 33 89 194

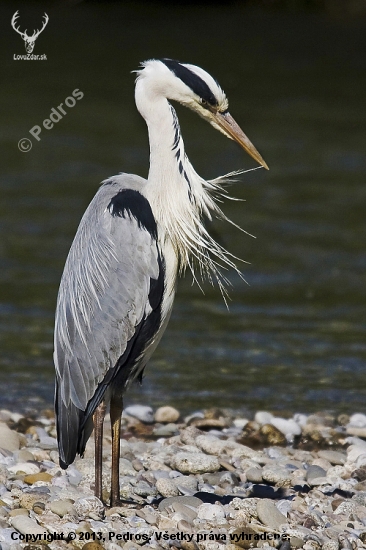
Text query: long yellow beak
213 111 269 170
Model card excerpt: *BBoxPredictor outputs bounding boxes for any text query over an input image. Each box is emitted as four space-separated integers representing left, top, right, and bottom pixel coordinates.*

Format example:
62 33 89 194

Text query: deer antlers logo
11 11 49 54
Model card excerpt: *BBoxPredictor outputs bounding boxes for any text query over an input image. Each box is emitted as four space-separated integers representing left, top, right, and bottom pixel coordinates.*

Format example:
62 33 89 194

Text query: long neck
145 98 196 218
135 86 240 296
141 96 216 268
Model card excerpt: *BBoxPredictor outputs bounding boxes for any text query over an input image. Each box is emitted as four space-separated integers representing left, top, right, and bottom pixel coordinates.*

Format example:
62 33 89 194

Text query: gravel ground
1 406 366 550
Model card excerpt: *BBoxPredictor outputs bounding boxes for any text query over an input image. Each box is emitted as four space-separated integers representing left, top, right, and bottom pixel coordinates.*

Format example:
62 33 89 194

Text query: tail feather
55 379 108 469
55 380 84 469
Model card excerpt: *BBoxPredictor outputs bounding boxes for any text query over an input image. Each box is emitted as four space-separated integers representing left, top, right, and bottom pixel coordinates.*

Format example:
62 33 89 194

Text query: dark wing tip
59 458 68 470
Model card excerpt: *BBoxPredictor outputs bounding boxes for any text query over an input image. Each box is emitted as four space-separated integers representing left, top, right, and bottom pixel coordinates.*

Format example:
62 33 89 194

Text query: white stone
0 423 20 452
355 454 366 468
347 445 366 463
39 436 58 450
8 462 40 475
257 499 287 529
346 427 366 438
66 464 83 486
270 417 302 437
10 413 23 423
231 445 264 460
348 413 366 428
262 466 292 485
276 499 292 517
195 435 227 455
317 450 346 465
293 413 308 427
158 516 178 530
124 405 154 423
119 458 137 476
156 478 180 498
233 418 249 429
74 496 104 518
255 411 273 425
154 406 180 423
171 475 198 491
10 515 45 536
327 465 347 479
197 503 225 522
49 450 59 463
174 452 220 474
52 474 71 489
0 410 12 422
50 499 75 517
15 450 35 462
0 527 20 545
346 436 366 448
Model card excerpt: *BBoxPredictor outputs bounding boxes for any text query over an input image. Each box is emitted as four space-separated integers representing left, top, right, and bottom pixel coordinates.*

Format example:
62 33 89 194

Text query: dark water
1 3 365 415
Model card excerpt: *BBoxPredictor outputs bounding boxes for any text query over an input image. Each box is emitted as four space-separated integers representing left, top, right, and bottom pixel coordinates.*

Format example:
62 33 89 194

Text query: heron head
136 59 268 171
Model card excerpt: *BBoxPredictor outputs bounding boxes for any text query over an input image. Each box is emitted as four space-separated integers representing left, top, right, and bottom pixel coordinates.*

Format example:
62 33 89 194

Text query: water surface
1 3 365 415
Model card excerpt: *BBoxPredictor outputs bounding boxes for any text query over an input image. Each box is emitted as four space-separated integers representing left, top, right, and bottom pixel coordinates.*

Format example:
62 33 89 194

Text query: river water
1 3 365 415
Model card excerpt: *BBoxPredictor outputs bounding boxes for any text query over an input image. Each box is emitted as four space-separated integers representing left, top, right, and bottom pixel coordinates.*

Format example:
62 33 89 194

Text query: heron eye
201 99 209 107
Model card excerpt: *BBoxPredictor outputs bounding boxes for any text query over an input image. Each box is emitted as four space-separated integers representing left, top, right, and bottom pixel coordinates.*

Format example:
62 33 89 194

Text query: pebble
50 499 75 517
155 478 179 497
256 499 287 529
158 496 203 512
38 435 58 450
174 452 220 474
124 405 154 423
0 423 20 451
172 501 198 521
306 465 327 484
233 418 249 429
119 458 137 476
262 466 292 486
259 423 287 445
195 434 230 455
318 450 347 465
9 509 28 517
153 423 178 437
8 462 40 475
196 503 225 522
255 411 273 425
74 496 104 518
15 449 35 462
348 413 366 428
19 492 49 510
172 474 198 492
10 515 46 536
154 406 180 423
23 472 53 484
245 467 263 483
270 417 302 438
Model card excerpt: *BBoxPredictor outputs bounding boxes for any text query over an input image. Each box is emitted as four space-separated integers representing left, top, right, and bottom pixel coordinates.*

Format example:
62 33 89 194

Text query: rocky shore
1 406 366 550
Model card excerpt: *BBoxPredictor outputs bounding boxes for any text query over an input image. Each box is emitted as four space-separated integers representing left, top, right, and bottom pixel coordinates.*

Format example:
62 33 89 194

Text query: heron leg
110 394 123 507
93 401 106 502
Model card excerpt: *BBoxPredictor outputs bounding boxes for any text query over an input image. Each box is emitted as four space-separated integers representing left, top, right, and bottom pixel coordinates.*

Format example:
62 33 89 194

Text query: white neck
134 76 242 296
146 98 190 205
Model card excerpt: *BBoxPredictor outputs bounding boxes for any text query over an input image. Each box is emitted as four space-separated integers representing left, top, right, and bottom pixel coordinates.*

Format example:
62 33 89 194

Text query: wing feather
54 176 164 465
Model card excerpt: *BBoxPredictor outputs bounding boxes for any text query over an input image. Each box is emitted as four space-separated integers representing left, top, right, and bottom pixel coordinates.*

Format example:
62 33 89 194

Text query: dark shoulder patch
161 58 218 107
148 247 165 311
108 189 157 240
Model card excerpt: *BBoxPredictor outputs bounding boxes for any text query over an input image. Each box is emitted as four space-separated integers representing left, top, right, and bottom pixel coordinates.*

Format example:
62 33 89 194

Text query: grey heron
54 58 268 506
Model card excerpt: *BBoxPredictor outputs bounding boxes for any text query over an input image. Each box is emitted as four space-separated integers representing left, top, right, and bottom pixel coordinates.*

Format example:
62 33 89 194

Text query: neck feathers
141 97 243 298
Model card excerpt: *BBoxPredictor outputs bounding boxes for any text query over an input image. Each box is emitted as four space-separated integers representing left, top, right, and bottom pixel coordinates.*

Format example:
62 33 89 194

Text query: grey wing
54 176 165 467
